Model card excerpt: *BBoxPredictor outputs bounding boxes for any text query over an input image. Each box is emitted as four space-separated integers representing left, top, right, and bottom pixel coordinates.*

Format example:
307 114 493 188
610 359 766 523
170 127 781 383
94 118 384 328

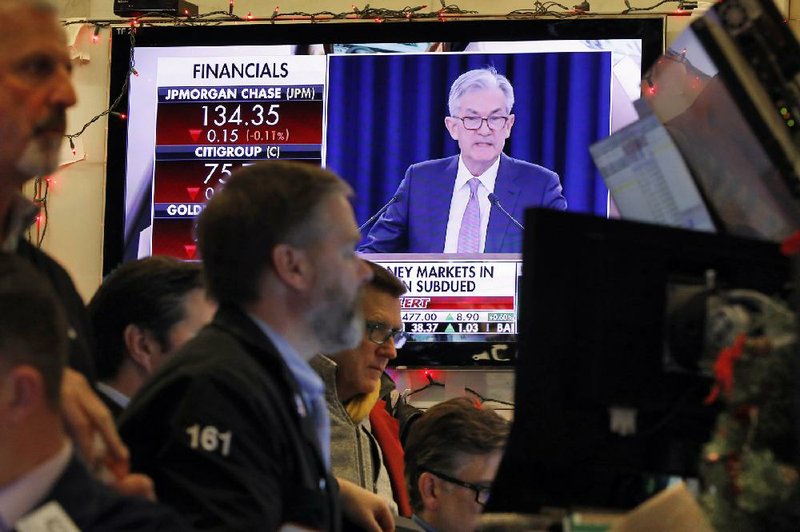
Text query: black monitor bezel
105 17 664 366
488 207 792 509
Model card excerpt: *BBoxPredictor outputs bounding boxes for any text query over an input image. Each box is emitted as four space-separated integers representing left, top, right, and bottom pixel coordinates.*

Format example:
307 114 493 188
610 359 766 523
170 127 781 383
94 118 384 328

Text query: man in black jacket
0 0 138 491
89 256 216 417
0 254 187 531
120 161 393 531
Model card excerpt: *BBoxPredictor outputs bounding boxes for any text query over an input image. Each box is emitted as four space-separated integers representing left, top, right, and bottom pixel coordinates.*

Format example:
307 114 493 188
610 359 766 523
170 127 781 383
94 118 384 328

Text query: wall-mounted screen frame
106 17 664 366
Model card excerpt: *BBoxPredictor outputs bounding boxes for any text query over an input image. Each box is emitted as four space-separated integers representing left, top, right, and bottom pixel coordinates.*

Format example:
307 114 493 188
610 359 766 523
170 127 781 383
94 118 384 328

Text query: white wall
43 0 789 300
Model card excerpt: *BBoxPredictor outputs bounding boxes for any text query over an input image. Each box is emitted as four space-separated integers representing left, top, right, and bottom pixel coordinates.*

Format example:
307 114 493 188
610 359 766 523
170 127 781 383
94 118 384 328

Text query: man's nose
51 67 77 109
477 119 493 133
379 339 398 360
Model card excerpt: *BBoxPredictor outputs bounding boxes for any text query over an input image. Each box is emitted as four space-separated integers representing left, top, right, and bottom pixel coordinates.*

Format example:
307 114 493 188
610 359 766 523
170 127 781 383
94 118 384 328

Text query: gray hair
0 0 58 14
448 67 515 116
197 161 353 306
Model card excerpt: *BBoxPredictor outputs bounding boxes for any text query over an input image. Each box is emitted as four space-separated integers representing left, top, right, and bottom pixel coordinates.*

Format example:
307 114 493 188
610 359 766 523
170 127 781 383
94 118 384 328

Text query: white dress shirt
95 381 130 410
0 441 72 528
443 156 501 253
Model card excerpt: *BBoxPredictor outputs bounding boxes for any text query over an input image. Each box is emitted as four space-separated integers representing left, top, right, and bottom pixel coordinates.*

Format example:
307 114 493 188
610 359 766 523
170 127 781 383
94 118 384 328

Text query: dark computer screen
487 208 791 511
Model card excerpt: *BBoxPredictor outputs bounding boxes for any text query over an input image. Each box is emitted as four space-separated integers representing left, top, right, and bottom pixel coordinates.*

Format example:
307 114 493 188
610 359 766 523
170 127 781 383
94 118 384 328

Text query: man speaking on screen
359 67 567 254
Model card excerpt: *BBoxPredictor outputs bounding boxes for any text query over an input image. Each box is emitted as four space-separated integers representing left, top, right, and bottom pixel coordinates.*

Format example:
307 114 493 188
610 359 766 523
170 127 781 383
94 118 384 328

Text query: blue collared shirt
248 314 330 469
411 513 437 531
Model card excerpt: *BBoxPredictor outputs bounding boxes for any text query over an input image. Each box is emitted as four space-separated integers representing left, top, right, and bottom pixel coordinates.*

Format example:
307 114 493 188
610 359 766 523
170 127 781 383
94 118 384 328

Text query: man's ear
271 242 314 293
123 324 161 374
418 471 441 512
0 365 45 423
444 116 460 141
505 113 515 138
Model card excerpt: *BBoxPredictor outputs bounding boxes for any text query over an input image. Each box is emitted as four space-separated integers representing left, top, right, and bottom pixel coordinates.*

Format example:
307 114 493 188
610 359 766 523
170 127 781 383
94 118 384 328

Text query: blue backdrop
325 51 612 225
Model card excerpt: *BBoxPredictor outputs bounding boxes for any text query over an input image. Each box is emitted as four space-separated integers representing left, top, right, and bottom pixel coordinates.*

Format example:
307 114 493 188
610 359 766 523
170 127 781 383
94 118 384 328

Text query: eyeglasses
366 321 408 349
421 468 492 505
452 115 510 131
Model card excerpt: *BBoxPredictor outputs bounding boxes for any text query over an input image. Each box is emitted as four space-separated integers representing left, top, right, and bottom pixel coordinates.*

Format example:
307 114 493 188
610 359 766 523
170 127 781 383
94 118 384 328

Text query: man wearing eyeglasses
311 260 414 517
403 397 510 532
360 67 566 254
118 162 393 531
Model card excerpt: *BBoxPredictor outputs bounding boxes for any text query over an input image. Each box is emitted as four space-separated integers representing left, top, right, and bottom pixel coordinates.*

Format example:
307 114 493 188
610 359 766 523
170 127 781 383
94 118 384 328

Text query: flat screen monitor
105 18 664 364
593 0 800 244
488 208 791 510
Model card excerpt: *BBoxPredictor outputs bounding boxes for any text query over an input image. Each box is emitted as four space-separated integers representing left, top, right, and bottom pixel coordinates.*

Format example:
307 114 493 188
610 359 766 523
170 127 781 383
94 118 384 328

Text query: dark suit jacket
359 153 567 253
119 304 340 531
24 453 186 531
16 239 96 380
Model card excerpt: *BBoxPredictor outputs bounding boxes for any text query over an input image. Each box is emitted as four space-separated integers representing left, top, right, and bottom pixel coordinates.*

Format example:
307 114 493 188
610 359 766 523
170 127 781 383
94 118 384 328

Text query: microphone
488 193 525 230
358 195 399 233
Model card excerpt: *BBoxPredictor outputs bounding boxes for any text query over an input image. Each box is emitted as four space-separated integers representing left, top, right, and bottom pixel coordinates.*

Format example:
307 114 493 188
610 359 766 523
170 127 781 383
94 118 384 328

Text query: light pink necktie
457 178 481 253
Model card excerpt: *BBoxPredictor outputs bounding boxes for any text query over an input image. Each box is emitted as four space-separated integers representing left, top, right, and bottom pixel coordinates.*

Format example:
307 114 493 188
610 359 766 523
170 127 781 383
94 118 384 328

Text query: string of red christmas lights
35 0 692 247
60 0 693 160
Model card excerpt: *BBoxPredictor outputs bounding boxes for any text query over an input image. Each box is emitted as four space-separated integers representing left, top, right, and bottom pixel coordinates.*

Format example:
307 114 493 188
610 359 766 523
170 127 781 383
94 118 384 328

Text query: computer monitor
593 0 800 243
487 208 791 511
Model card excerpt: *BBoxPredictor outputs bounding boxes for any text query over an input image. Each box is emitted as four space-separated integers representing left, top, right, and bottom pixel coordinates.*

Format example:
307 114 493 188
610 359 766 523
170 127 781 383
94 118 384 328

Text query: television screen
106 18 664 363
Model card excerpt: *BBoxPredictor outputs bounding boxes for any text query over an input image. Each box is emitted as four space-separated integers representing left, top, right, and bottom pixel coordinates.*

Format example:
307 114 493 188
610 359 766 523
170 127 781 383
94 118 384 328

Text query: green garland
701 297 800 531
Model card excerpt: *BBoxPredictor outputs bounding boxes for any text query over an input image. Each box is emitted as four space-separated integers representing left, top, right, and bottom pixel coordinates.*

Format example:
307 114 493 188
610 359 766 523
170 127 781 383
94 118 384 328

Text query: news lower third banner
368 255 522 343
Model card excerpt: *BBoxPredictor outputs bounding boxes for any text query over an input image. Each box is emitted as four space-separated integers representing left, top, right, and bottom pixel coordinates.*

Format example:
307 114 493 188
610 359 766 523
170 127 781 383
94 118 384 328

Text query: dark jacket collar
210 304 329 472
